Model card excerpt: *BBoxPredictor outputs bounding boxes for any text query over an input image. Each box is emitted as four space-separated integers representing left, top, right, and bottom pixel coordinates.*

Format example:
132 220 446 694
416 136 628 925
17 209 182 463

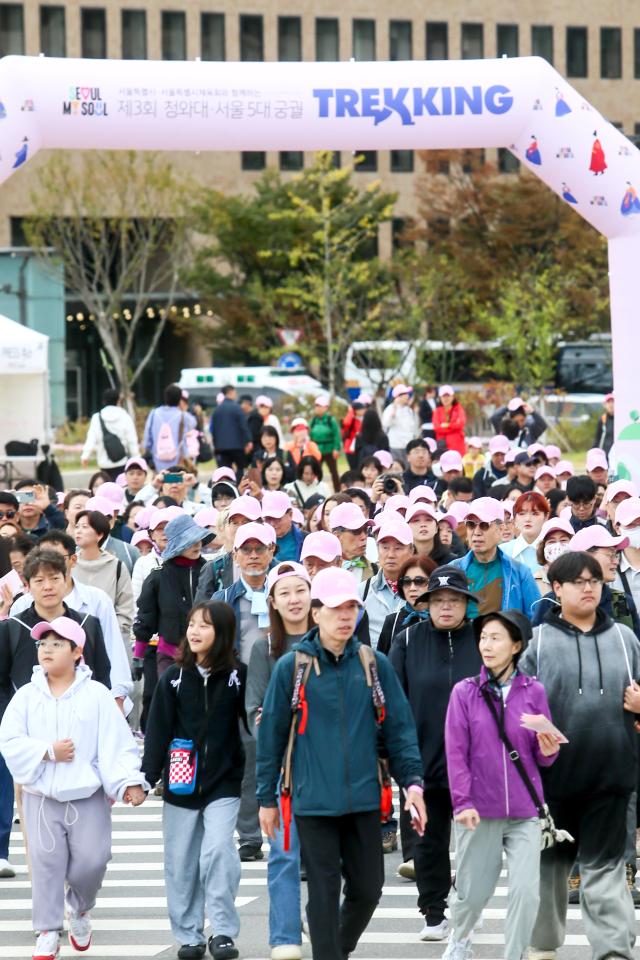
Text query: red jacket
341 409 362 455
432 403 467 455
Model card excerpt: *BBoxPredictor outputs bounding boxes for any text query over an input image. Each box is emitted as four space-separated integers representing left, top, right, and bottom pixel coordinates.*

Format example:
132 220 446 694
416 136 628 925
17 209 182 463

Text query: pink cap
504 449 518 465
149 506 183 530
423 437 437 453
489 435 510 455
255 395 273 408
376 516 414 545
438 384 455 397
314 395 330 407
373 450 393 469
507 397 525 412
602 479 639 505
262 491 293 520
537 517 575 543
115 473 128 488
194 508 219 529
467 436 483 449
555 460 575 477
392 383 412 398
535 465 556 480
586 448 608 472
527 443 546 458
545 445 562 461
85 495 116 517
559 505 573 521
56 491 66 506
406 502 439 523
329 502 373 531
447 500 470 523
408 485 437 504
300 531 342 563
234 521 276 549
383 494 410 515
310 566 363 607
216 392 225 404
228 495 262 521
502 500 515 518
266 560 311 595
604 392 614 403
465 497 505 524
570 526 629 552
131 529 153 548
31 616 86 650
440 450 463 473
134 506 156 530
615 497 640 528
125 457 148 473
97 482 125 506
291 507 304 526
438 511 459 531
291 417 309 431
211 466 237 484
357 392 373 405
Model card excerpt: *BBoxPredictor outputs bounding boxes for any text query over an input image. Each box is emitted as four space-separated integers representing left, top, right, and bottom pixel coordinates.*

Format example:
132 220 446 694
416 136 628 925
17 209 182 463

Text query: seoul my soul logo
62 86 109 117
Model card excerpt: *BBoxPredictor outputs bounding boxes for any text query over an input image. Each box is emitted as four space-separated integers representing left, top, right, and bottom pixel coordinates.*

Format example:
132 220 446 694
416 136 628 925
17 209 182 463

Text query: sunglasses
237 543 269 555
0 509 17 519
465 519 493 531
398 576 429 588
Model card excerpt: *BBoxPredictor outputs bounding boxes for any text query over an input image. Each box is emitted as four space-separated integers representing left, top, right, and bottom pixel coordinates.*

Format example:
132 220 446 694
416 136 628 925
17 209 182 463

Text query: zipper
447 631 453 690
501 699 509 817
336 661 350 812
198 673 209 796
52 699 59 791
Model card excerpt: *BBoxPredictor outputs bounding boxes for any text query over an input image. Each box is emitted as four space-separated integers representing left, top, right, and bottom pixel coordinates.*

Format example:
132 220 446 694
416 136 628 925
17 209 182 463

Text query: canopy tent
0 313 50 455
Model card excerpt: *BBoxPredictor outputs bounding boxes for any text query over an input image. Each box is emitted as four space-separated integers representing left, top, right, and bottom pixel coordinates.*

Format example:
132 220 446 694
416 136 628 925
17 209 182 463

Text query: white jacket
131 551 163 604
81 404 140 468
0 664 147 802
381 403 418 450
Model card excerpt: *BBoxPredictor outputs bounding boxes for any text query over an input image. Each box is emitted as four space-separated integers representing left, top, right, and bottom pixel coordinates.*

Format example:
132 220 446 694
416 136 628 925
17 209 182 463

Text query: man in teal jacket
257 567 425 960
309 395 342 492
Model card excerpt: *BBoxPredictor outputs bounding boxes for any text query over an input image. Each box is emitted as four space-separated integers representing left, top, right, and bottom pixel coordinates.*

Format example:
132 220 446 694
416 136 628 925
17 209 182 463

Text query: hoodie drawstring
575 634 583 695
36 795 80 854
574 631 604 695
593 634 604 696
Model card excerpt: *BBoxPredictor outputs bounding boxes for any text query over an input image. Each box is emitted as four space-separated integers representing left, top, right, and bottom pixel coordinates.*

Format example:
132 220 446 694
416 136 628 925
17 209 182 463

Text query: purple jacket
445 667 557 819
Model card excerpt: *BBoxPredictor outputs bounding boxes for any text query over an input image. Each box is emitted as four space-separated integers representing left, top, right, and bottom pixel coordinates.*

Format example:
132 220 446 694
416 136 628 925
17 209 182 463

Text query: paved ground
1 790 635 959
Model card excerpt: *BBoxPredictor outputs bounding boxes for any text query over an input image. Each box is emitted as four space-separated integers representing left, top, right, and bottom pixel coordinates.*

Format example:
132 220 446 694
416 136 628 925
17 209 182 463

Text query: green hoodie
309 413 342 454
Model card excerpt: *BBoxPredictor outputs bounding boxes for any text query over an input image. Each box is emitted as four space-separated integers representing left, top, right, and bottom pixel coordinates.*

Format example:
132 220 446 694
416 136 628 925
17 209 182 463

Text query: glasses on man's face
35 639 69 651
238 543 269 556
398 576 429 588
568 577 601 591
465 520 492 532
0 509 16 519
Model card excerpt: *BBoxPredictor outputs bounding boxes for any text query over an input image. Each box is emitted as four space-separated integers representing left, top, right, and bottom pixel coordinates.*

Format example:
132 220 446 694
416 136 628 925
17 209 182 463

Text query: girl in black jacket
142 601 246 960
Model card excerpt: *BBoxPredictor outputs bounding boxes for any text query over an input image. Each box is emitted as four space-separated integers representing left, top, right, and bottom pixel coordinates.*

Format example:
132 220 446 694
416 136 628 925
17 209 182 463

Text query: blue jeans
268 799 301 946
0 752 13 860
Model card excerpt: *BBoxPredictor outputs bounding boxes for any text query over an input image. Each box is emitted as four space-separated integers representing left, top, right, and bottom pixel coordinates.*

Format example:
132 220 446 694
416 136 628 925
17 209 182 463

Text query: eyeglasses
35 639 70 650
398 576 429 588
465 520 493 532
568 577 601 590
237 543 269 555
0 509 16 519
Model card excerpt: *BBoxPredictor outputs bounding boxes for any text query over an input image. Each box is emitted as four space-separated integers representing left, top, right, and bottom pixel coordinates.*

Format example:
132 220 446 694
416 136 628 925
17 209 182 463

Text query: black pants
296 810 384 960
102 465 124 481
414 788 453 921
321 452 341 492
216 449 245 473
140 645 158 733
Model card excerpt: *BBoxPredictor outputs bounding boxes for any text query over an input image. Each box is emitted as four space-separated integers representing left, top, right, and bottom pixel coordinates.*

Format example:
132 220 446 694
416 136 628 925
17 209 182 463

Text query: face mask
544 541 570 563
621 526 640 549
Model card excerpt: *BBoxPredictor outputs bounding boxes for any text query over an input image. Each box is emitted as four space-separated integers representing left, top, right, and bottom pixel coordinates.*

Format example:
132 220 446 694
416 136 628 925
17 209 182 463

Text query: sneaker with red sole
67 911 92 952
33 931 60 960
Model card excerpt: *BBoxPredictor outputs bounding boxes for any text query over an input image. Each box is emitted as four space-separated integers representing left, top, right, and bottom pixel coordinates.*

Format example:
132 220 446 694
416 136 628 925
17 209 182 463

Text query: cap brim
418 585 479 604
162 528 214 559
320 593 363 608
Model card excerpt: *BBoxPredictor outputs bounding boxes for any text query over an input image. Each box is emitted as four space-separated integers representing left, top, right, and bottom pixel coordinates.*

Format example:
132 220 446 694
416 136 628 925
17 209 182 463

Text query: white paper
520 712 568 744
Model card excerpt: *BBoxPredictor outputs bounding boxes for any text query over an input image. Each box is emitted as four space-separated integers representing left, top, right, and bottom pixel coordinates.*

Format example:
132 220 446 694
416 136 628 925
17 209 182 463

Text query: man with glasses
194 495 262 602
566 475 605 532
390 566 481 942
0 492 19 534
212 522 276 862
512 452 537 493
262 490 305 563
329 502 377 583
359 516 415 649
450 497 540 618
521 550 640 960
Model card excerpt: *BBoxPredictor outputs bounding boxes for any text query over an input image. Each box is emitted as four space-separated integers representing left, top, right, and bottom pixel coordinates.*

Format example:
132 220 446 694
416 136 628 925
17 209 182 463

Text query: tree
24 151 193 413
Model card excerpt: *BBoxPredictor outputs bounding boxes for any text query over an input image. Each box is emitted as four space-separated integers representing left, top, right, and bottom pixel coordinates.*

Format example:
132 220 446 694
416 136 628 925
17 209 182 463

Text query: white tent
0 313 50 454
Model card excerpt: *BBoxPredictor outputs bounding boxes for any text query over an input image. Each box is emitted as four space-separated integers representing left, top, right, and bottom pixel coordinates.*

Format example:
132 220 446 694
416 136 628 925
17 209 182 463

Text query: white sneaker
33 931 60 960
67 910 91 952
397 859 416 881
443 938 473 960
419 917 450 940
0 857 15 878
528 952 557 959
271 947 302 960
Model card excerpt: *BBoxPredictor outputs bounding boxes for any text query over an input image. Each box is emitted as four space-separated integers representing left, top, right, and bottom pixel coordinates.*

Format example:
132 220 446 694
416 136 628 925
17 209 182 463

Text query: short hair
340 470 364 487
88 470 112 493
492 483 521 501
23 548 67 583
260 425 279 443
63 488 90 512
39 530 76 555
360 456 383 474
163 383 182 406
396 555 437 599
297 456 322 482
102 388 119 406
448 476 473 497
513 492 550 516
161 465 185 478
75 509 111 547
152 495 179 508
500 417 520 440
14 478 37 491
548 550 603 587
406 438 430 454
239 394 253 405
7 534 35 558
566 475 597 503
547 488 568 517
221 384 235 397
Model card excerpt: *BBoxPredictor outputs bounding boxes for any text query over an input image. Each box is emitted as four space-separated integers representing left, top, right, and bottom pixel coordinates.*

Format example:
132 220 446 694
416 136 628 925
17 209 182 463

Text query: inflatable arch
1 54 638 474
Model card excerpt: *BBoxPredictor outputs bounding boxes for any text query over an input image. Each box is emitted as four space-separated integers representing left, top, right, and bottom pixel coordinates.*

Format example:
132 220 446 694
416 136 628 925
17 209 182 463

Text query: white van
179 366 325 406
343 341 417 397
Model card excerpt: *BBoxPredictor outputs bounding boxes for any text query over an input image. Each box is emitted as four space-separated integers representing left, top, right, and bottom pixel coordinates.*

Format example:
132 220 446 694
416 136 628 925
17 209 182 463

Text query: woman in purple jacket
443 611 560 960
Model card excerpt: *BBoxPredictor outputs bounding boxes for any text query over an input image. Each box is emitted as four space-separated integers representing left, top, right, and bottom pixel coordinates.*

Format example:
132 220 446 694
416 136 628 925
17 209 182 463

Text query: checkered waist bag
168 738 198 795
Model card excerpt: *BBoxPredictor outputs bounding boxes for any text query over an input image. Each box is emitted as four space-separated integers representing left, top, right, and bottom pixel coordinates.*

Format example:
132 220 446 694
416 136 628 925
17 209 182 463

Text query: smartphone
15 491 35 504
163 473 183 484
402 787 424 836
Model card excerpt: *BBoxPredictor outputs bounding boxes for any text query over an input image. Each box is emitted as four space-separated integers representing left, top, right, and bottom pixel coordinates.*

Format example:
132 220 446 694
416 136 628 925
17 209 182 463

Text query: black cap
473 609 533 651
0 491 19 509
514 452 531 466
417 564 479 604
303 493 326 511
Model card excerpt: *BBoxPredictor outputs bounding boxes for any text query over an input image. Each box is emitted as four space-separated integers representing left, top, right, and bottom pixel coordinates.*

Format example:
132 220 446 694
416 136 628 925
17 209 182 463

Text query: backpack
155 421 178 463
185 428 200 461
98 413 127 463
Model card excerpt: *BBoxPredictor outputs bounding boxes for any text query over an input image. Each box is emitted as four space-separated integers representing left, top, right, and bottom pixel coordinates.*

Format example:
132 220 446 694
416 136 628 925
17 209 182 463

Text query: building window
278 16 301 61
122 10 146 60
0 3 24 55
316 18 338 61
241 152 266 171
201 13 225 60
497 24 518 58
635 30 640 79
40 5 65 57
240 14 263 60
498 148 520 173
426 22 448 60
390 20 412 60
280 151 303 171
355 151 377 172
531 25 553 64
162 11 186 60
392 218 408 251
81 8 106 58
461 24 483 60
634 122 640 146
353 19 375 60
390 150 414 173
601 27 622 79
566 26 587 77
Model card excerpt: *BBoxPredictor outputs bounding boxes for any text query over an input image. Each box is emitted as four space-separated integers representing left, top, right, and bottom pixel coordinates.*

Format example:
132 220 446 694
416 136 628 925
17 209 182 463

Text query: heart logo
80 87 90 100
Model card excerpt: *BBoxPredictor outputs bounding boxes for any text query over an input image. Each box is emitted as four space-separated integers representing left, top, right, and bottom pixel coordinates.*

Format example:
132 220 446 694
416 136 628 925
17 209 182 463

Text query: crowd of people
0 379 637 960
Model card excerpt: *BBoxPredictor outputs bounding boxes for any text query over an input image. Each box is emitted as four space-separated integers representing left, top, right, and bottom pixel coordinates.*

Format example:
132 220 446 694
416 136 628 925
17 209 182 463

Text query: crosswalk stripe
0 896 258 912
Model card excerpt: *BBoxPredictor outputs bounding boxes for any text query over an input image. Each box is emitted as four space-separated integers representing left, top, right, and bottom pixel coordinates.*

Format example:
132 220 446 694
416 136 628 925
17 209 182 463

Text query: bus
179 366 325 407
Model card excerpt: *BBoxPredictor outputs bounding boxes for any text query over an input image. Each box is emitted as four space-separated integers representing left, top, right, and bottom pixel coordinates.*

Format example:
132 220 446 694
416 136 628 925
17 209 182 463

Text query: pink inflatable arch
1 54 637 473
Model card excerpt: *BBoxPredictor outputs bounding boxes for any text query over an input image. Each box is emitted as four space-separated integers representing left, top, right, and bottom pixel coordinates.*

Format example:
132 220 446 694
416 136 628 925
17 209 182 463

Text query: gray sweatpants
450 817 541 960
237 722 261 845
23 789 112 932
163 796 241 945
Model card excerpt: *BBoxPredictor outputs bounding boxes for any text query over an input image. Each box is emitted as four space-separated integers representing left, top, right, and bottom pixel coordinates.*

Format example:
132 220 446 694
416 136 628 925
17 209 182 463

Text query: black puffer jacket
389 618 481 788
133 557 207 651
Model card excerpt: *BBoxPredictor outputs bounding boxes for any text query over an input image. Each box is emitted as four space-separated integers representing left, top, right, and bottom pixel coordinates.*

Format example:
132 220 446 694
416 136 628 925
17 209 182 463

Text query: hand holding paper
520 713 568 744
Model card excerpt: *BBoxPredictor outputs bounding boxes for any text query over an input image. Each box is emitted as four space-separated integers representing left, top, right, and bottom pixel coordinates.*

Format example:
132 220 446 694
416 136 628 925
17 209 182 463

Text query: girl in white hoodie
0 616 148 960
